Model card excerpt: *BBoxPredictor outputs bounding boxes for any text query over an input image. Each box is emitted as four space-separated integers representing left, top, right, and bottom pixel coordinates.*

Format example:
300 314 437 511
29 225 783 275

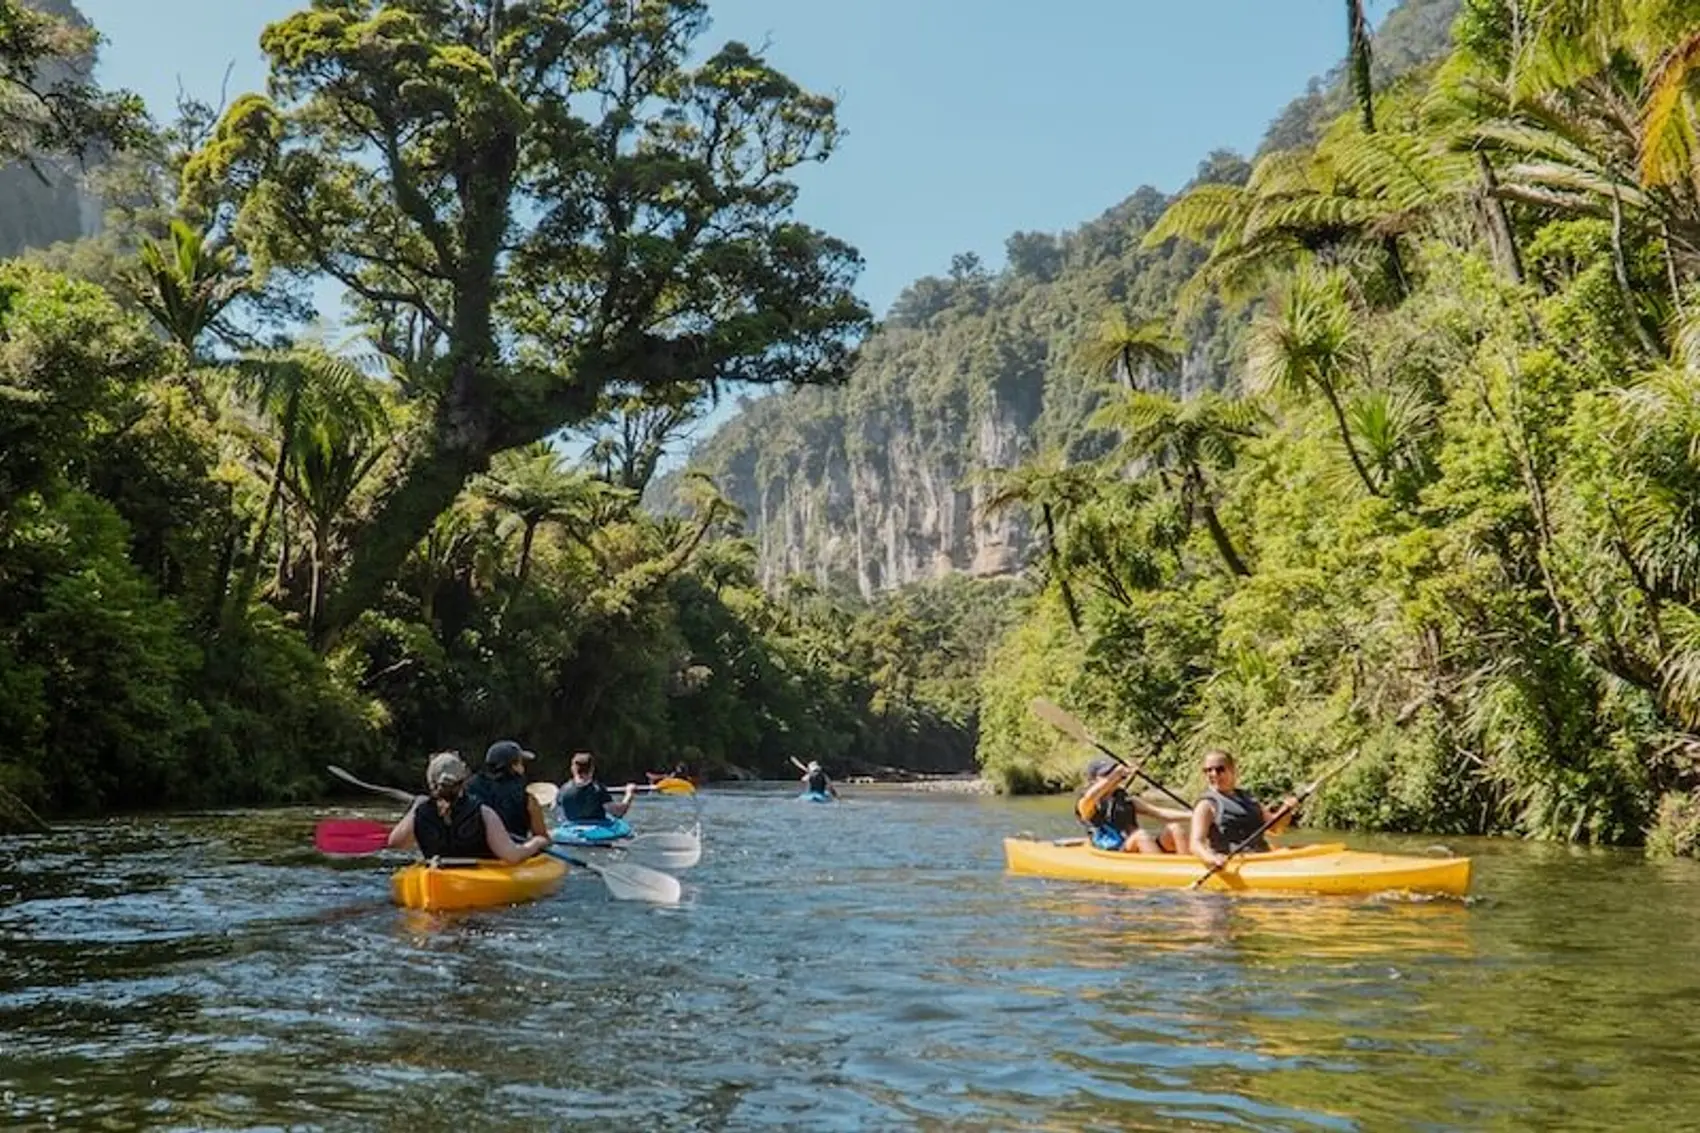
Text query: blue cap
485 739 536 767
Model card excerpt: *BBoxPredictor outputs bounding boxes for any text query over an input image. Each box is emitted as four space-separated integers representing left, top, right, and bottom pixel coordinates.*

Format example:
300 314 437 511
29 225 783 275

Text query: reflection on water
0 789 1698 1130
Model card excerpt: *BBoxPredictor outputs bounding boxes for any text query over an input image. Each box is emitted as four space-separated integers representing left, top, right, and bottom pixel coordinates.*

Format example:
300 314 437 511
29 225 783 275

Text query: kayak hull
1003 838 1470 897
390 856 568 911
552 818 633 846
798 790 834 804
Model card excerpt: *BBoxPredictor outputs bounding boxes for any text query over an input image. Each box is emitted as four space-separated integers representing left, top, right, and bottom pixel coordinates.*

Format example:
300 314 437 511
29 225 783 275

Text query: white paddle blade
628 843 700 870
586 859 683 904
630 830 701 853
1028 698 1095 748
527 781 559 807
328 764 417 804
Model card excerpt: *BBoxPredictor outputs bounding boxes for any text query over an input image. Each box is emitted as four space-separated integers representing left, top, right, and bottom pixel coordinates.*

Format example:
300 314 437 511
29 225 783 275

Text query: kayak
390 855 568 911
799 790 834 804
552 817 633 846
1002 838 1471 897
647 771 704 786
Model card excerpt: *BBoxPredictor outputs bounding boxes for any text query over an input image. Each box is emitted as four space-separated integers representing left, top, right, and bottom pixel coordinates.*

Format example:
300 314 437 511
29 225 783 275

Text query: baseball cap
1084 757 1119 781
427 752 470 791
485 739 537 767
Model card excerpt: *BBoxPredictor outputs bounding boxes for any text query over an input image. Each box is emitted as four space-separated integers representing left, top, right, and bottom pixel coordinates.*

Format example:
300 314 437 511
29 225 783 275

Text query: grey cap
1084 757 1119 781
485 739 537 767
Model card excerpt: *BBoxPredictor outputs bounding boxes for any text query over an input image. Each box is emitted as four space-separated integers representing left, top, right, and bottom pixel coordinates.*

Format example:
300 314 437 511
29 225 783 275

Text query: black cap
485 739 537 767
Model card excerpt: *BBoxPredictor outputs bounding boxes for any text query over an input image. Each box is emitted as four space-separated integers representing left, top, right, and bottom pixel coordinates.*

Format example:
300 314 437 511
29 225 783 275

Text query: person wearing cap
1076 757 1191 853
799 760 837 799
555 752 634 824
386 752 551 862
467 739 549 841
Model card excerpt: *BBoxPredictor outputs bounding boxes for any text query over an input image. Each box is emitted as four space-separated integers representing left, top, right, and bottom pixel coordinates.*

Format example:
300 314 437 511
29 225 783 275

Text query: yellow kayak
1003 838 1471 897
390 855 568 911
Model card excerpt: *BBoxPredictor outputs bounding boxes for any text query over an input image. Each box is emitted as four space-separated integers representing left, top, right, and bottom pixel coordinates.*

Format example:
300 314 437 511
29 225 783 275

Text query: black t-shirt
556 779 614 823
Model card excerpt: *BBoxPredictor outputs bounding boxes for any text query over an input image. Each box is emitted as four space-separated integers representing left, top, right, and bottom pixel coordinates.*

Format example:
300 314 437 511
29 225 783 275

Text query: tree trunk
231 385 301 624
516 519 538 589
1476 153 1524 284
1042 503 1083 632
1320 379 1383 496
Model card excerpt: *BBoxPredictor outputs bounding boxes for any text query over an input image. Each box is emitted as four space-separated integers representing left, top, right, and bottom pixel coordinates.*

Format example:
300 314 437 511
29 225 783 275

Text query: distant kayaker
467 738 550 840
801 760 838 799
1190 750 1298 868
555 751 634 824
387 752 550 862
1076 757 1190 853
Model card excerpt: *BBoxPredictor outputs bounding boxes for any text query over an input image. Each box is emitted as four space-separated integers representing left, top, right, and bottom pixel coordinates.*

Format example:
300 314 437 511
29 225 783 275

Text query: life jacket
468 770 530 838
413 794 491 859
1205 787 1269 854
806 770 830 794
1085 788 1136 835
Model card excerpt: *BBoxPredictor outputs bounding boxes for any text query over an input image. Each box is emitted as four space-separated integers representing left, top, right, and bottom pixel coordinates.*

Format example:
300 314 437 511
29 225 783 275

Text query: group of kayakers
386 741 631 862
1076 749 1297 867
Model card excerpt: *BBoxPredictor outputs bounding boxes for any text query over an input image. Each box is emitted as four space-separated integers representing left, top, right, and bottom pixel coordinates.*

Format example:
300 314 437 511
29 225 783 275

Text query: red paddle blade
314 818 392 856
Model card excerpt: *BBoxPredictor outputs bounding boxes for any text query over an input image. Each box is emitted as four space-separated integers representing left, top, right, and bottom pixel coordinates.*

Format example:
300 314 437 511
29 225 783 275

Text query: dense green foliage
973 0 1700 856
0 0 1008 826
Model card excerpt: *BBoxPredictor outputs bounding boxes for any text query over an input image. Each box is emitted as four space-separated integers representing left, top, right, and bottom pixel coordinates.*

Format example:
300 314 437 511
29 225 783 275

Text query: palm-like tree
135 220 247 357
1080 313 1181 391
225 346 389 626
978 452 1101 630
1089 389 1261 577
477 442 633 588
1248 267 1383 497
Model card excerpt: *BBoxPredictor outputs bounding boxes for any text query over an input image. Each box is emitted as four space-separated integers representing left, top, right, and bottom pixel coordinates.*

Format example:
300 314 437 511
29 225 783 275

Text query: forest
0 0 1011 830
7 0 1700 857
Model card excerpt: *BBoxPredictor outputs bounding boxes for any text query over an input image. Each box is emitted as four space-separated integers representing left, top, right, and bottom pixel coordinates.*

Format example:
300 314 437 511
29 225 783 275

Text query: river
2 785 1698 1131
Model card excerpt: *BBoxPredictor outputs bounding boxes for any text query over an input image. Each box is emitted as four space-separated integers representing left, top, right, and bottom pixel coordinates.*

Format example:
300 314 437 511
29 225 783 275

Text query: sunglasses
1203 765 1230 774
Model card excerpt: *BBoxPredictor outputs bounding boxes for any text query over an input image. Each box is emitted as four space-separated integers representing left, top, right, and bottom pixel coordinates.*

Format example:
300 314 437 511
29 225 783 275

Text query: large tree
185 0 870 646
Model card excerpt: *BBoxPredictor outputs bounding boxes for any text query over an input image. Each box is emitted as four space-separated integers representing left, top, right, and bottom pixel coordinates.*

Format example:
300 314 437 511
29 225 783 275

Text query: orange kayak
1003 838 1471 897
390 855 568 911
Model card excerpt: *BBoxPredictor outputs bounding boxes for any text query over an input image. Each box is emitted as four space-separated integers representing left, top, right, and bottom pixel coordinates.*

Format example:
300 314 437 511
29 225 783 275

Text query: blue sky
75 0 1395 317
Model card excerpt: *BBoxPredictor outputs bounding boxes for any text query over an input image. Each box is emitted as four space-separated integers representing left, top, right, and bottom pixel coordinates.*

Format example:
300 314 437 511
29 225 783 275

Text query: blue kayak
798 790 834 804
552 817 634 846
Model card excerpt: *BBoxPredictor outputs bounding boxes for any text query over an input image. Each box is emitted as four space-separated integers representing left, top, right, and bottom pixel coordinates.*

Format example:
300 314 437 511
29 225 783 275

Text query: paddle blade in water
315 819 391 856
527 781 559 808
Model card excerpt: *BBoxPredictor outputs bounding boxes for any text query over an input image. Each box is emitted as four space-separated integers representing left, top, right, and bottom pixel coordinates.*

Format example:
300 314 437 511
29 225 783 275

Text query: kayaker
555 751 634 823
800 760 838 799
387 752 550 862
1075 757 1190 853
468 738 549 840
1189 750 1298 868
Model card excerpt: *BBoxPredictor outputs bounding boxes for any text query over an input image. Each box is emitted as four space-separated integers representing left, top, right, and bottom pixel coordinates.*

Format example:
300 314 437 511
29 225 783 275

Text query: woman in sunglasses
1189 750 1298 868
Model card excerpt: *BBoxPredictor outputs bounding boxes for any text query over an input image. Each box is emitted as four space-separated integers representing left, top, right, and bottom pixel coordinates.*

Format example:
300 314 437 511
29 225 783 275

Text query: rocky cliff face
0 0 101 258
657 0 1461 597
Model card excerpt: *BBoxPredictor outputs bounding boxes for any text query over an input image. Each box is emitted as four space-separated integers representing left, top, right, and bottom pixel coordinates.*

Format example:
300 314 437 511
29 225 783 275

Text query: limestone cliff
658 0 1461 597
0 0 102 258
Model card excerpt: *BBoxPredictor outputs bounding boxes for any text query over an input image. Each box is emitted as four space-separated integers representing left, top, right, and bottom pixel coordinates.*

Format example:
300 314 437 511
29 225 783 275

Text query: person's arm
1261 795 1300 837
605 784 634 819
482 806 549 863
1132 795 1191 823
387 799 422 849
1190 799 1224 866
1074 766 1132 824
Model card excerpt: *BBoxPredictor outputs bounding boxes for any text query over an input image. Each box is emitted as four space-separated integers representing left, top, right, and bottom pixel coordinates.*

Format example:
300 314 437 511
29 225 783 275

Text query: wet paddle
314 817 699 872
527 780 695 808
1188 747 1364 891
324 766 684 902
1028 698 1191 810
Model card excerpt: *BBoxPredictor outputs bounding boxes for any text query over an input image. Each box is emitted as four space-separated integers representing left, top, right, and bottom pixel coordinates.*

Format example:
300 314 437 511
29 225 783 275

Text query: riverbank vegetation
978 0 1700 854
0 0 1013 824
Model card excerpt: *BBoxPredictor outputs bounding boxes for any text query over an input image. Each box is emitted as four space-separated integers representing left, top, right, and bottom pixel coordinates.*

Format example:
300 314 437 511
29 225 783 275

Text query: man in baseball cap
467 738 547 839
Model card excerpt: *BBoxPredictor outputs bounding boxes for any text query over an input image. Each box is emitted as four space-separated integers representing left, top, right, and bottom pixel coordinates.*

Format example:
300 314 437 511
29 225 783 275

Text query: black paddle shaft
1095 739 1192 811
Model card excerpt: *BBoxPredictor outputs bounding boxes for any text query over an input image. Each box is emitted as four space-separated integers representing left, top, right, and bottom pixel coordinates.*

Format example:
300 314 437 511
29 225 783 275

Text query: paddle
325 765 684 902
1028 698 1191 810
789 756 808 774
314 817 700 872
527 780 695 807
1188 747 1364 891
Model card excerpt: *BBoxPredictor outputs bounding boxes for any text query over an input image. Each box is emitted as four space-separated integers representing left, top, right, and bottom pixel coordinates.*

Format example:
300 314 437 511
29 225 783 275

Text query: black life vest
556 779 612 823
413 794 491 859
1206 788 1269 854
468 770 530 838
1087 789 1137 834
806 770 830 794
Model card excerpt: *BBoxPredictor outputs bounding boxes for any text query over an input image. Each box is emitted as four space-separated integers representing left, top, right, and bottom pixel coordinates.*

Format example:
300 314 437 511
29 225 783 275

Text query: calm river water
2 785 1699 1131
